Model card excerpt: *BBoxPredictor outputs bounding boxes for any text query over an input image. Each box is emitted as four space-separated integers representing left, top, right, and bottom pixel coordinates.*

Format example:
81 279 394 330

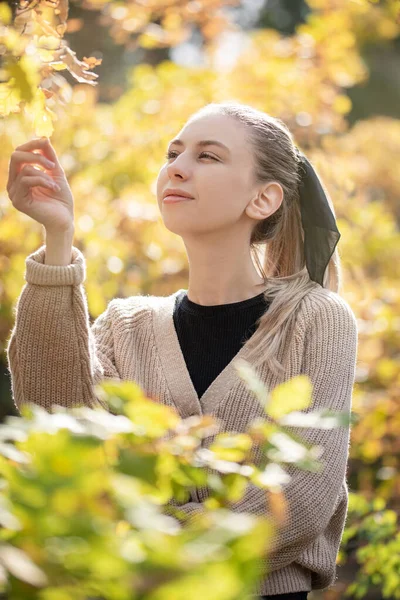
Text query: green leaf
117 449 158 487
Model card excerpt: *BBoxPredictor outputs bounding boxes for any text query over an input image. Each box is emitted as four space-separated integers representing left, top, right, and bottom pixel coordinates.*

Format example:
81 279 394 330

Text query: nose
166 155 190 180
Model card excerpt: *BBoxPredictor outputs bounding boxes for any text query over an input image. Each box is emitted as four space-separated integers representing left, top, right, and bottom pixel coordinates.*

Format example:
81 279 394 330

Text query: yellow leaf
266 375 313 420
0 82 21 116
7 61 35 104
333 94 352 114
27 88 55 137
0 2 12 25
50 488 80 517
266 489 289 529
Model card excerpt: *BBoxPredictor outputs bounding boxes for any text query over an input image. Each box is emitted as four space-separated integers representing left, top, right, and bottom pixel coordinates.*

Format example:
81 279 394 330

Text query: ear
246 181 284 220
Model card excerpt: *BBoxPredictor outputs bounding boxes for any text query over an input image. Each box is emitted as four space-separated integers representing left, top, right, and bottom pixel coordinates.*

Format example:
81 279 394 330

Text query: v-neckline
152 288 261 419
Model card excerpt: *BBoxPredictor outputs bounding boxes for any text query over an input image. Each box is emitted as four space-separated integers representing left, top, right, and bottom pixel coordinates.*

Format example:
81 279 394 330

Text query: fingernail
46 160 55 167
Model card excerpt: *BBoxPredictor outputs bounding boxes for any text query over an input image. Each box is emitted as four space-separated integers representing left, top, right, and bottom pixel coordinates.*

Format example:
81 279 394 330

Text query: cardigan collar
152 289 258 419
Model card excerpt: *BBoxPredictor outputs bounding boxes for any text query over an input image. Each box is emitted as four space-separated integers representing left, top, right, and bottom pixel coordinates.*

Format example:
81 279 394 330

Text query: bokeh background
0 1 399 598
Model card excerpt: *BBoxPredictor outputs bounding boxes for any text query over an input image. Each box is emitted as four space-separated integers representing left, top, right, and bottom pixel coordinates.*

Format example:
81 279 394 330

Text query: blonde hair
188 102 342 377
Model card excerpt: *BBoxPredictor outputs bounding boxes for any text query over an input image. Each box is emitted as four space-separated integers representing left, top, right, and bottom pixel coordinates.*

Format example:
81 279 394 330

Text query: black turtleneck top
173 289 270 400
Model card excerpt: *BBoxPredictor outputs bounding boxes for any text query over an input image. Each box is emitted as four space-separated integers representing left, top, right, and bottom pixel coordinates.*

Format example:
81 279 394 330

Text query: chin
161 221 187 235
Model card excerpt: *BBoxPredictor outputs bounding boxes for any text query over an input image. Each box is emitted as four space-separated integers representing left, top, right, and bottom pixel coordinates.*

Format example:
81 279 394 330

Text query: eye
165 150 218 161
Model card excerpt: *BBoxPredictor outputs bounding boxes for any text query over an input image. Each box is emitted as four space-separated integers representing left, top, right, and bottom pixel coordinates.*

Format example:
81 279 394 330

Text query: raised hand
7 137 75 234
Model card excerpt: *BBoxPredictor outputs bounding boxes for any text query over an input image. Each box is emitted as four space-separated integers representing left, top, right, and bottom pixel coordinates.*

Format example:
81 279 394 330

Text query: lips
163 194 193 203
163 188 194 200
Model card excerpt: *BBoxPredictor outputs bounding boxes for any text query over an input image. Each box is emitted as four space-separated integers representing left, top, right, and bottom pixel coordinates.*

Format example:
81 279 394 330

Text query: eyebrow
168 139 230 153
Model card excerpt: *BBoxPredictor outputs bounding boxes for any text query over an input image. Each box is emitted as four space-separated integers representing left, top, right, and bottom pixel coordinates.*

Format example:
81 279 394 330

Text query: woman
6 102 358 599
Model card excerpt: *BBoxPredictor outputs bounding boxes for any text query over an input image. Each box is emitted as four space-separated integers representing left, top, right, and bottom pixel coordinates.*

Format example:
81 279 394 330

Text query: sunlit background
0 1 399 598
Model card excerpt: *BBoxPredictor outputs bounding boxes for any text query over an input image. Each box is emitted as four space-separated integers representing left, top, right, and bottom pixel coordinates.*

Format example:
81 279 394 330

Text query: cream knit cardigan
6 245 358 597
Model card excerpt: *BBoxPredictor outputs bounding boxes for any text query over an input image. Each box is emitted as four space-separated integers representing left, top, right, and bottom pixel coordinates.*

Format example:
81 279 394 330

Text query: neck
183 235 266 306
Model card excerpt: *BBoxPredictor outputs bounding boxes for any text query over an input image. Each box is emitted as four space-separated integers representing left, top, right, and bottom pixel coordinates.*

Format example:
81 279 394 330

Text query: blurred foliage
0 0 400 598
0 370 351 599
339 493 400 598
0 0 243 133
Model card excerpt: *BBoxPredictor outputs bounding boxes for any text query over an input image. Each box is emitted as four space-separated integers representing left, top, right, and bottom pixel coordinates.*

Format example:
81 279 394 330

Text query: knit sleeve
220 293 358 572
6 244 120 415
163 496 206 525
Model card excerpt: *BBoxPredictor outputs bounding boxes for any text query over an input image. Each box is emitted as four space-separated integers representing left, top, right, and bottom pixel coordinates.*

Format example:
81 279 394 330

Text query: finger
30 138 60 172
9 167 55 199
19 164 56 178
8 150 56 189
13 137 56 163
9 137 59 189
17 170 56 188
14 137 49 152
39 137 58 165
18 174 59 198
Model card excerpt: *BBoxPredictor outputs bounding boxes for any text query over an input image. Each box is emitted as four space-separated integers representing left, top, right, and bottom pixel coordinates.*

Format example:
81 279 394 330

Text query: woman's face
156 112 261 238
